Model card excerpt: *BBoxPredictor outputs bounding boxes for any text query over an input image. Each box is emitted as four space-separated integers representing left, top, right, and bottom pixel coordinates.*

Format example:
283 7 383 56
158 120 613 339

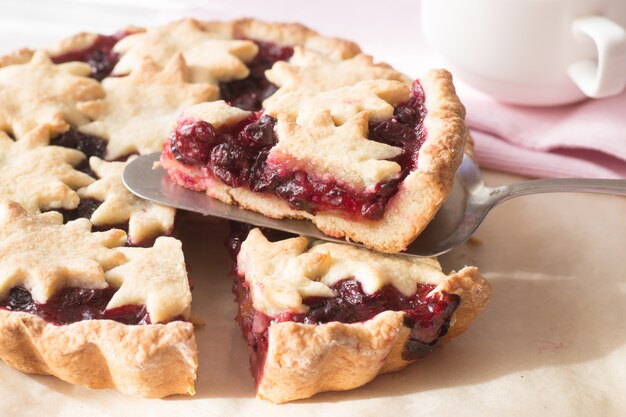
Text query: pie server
123 152 626 257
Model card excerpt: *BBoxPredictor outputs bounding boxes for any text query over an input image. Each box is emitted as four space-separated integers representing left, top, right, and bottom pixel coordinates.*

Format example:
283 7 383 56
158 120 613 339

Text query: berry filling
0 286 150 325
51 128 107 178
163 80 427 221
228 226 459 386
52 32 127 81
220 40 294 111
57 198 102 223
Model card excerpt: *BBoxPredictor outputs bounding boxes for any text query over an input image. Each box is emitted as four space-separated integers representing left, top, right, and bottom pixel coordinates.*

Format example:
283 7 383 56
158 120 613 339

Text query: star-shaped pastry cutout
78 156 176 245
268 111 403 190
0 199 127 303
78 54 216 160
0 126 94 214
238 229 334 316
0 51 104 139
105 237 191 324
264 48 408 101
113 18 258 85
264 80 410 126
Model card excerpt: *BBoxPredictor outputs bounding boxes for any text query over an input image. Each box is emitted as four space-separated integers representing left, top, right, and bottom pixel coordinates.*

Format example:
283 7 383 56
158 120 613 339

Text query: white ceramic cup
421 0 626 106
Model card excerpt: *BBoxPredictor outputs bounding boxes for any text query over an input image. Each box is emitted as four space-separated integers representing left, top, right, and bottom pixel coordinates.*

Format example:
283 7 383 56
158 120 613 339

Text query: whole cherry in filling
166 78 427 221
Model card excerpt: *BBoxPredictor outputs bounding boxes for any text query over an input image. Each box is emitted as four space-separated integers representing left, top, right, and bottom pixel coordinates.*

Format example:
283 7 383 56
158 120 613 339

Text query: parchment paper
0 170 624 417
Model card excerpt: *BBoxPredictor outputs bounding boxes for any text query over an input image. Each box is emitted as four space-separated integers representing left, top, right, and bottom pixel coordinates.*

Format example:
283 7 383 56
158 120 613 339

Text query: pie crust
77 53 216 160
0 125 94 215
0 51 103 138
0 310 196 398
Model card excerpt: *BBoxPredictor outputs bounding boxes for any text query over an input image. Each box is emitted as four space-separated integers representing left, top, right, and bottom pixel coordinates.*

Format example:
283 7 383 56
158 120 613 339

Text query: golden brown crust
257 266 490 403
0 310 197 398
197 18 361 59
0 48 34 68
437 266 492 340
47 28 146 57
0 27 145 70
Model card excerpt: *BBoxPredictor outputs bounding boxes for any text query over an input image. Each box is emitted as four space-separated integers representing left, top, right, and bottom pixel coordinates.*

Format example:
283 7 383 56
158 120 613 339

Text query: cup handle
568 16 626 98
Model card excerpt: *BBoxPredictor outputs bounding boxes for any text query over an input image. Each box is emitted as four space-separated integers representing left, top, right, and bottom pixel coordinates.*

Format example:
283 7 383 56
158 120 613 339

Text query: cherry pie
0 17 486 402
229 226 490 403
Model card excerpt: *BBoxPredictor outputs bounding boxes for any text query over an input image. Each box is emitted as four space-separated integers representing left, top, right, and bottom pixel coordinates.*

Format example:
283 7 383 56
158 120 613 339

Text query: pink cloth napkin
461 89 626 179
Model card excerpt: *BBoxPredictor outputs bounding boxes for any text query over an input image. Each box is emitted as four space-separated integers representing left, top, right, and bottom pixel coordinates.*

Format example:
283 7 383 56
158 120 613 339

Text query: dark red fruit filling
170 120 216 166
166 80 427 220
52 32 127 81
57 198 102 223
290 279 459 360
0 286 149 325
234 278 269 385
51 127 107 178
220 40 294 111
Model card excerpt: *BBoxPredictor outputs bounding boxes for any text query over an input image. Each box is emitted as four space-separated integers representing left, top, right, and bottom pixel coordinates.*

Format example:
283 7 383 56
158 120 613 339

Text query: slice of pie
228 226 491 403
159 29 468 253
0 200 196 398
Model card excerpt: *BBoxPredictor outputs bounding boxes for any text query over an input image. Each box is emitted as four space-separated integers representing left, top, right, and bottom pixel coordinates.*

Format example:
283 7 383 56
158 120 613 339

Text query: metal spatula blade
123 153 626 257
